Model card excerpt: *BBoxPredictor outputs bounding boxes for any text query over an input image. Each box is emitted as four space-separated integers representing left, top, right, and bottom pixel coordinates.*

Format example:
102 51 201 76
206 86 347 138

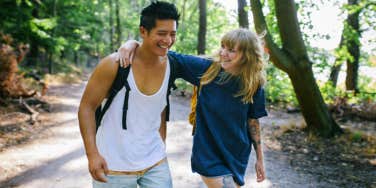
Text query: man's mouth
157 44 169 49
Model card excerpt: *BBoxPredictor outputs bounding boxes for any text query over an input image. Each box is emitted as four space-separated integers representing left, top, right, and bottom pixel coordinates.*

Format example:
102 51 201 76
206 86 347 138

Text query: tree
115 0 122 47
197 0 207 55
345 0 361 93
250 0 343 137
328 34 345 87
328 0 375 90
109 0 114 52
329 0 361 91
238 0 249 28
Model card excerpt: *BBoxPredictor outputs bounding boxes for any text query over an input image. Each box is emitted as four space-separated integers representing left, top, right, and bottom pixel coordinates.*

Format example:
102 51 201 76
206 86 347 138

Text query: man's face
140 19 177 56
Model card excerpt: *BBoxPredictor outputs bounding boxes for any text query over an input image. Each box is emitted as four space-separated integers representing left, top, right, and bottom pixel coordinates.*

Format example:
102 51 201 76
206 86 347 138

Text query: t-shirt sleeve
247 87 268 119
168 51 212 86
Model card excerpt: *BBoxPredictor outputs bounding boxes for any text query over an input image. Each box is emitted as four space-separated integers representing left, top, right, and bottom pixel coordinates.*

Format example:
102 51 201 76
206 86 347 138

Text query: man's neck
134 44 161 66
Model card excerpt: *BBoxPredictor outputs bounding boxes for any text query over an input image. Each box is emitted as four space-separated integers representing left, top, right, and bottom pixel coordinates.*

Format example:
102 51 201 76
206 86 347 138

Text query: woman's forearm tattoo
248 119 261 150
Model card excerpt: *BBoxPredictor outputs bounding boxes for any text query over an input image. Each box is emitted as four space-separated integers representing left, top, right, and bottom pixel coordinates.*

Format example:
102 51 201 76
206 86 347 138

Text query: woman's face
220 44 242 74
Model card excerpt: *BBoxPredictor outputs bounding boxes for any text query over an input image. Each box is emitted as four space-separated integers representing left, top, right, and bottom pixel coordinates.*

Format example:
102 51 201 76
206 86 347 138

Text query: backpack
95 54 178 131
188 86 198 135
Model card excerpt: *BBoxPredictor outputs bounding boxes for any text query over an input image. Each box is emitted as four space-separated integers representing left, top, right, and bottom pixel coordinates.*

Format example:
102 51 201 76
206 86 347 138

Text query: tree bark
345 0 360 93
328 35 344 86
27 7 39 67
238 0 249 28
109 0 114 52
115 0 122 47
250 0 342 137
197 0 207 55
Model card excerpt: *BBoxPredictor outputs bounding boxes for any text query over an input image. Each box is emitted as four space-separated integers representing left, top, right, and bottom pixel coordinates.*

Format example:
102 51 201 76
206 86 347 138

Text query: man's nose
163 36 172 44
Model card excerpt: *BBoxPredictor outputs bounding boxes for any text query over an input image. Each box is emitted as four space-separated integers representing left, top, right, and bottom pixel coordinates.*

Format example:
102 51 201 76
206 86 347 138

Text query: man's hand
255 159 266 182
116 40 140 67
88 153 109 183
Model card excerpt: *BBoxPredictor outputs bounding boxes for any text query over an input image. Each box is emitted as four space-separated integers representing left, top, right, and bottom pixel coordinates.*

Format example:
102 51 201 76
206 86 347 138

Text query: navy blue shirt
169 51 267 186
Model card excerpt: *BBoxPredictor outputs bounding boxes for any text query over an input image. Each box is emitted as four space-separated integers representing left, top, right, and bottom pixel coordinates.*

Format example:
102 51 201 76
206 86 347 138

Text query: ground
0 82 375 188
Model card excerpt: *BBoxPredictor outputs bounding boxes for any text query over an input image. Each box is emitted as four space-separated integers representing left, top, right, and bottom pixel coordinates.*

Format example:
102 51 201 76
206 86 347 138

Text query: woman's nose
220 49 228 57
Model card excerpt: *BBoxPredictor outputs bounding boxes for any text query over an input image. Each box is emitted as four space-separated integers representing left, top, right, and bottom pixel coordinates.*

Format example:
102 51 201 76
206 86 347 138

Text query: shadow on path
0 147 85 187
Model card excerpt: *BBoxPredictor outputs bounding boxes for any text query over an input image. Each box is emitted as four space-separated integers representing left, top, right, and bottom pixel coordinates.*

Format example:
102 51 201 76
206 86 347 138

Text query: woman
118 28 267 188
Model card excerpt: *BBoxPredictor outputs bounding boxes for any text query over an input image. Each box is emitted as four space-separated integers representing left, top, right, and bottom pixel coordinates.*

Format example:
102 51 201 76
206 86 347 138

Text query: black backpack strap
166 53 178 121
122 67 131 129
95 65 130 131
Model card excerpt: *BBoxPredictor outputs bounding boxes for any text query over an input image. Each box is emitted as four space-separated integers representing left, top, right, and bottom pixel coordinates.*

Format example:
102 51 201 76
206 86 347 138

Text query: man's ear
140 26 148 38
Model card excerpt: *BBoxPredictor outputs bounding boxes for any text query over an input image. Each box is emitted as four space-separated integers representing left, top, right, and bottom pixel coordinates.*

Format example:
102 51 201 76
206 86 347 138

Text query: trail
0 82 335 188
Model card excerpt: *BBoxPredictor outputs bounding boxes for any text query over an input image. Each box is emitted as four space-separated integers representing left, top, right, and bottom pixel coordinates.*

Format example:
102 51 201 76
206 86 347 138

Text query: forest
1 0 375 134
0 0 375 187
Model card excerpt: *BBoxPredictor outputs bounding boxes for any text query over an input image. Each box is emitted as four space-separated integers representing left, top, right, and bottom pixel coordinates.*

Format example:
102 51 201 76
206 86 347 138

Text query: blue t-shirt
169 51 268 186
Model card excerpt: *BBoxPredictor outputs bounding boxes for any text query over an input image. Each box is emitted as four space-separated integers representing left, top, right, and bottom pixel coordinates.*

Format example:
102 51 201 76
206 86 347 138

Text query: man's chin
157 48 169 56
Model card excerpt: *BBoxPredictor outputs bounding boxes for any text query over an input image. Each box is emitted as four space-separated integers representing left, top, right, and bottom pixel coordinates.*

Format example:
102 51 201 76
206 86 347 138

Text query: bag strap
95 64 130 131
121 67 131 129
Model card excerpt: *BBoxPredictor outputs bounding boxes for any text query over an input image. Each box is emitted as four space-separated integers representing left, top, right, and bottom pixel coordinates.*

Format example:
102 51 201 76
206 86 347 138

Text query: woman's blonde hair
200 28 266 103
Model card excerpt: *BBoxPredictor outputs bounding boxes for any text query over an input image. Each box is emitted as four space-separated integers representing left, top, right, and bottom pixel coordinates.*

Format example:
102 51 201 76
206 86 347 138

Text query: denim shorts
92 160 172 188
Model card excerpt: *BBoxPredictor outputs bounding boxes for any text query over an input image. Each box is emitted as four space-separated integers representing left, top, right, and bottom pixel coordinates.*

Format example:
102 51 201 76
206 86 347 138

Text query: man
78 1 179 187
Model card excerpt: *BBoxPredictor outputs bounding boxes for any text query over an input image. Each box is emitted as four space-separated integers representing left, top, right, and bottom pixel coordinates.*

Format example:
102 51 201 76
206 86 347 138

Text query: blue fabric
169 51 268 186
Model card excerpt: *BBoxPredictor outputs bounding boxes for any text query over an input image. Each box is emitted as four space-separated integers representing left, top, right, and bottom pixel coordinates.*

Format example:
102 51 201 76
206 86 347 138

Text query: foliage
264 65 298 106
0 0 374 115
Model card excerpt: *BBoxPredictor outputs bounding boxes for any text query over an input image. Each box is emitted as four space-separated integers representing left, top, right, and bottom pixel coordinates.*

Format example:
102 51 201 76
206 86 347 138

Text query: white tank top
96 61 170 171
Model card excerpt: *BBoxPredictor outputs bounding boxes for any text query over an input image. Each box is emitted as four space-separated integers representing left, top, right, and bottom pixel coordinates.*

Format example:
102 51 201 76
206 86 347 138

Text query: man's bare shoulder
88 53 119 85
96 53 118 72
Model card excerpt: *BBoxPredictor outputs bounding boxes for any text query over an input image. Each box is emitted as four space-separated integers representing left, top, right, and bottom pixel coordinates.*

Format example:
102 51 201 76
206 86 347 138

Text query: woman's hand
116 40 140 67
255 159 266 182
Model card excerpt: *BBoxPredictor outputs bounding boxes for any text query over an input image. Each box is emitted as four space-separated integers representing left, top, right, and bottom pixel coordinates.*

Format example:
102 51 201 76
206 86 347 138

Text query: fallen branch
21 101 39 124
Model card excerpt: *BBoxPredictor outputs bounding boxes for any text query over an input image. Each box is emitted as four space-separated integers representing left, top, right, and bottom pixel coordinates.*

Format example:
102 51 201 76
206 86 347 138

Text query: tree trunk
109 0 114 52
250 0 342 137
48 53 52 74
26 7 39 67
238 0 249 28
179 0 187 42
115 0 122 47
197 0 207 55
328 35 344 87
74 51 78 65
289 64 342 136
345 0 360 93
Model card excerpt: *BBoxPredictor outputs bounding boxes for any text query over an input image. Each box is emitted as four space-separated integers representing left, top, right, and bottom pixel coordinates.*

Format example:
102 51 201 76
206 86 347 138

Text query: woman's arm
248 118 266 182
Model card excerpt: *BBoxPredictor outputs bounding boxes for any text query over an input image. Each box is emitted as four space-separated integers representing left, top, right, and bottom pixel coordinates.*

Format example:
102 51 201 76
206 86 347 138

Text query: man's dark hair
140 1 180 32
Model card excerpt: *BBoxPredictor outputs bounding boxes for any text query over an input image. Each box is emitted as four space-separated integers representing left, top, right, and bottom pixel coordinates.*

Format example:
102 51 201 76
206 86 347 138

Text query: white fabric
96 61 170 171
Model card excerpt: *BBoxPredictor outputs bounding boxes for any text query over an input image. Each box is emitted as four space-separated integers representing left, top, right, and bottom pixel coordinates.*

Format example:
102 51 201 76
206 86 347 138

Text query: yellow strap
189 86 198 135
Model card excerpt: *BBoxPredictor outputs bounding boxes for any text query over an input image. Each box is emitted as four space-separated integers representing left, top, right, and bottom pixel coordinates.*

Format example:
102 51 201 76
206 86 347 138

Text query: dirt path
0 82 336 188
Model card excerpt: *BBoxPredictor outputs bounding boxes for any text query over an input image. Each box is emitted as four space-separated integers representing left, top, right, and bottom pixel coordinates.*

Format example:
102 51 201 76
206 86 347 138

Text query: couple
78 1 267 188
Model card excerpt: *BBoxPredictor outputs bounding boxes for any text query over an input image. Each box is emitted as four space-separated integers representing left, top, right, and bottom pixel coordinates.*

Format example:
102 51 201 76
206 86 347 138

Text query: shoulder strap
95 64 130 131
121 67 131 130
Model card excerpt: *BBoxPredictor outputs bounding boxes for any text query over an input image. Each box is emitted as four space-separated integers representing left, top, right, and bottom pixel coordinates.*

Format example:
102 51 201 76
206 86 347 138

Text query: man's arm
248 119 266 182
78 53 118 182
159 107 167 143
